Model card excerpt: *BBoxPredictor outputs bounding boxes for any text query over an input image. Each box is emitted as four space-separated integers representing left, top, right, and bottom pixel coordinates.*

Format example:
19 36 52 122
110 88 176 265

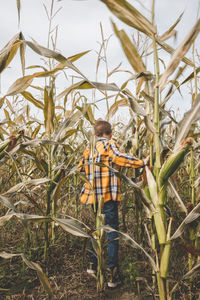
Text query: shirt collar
97 137 109 141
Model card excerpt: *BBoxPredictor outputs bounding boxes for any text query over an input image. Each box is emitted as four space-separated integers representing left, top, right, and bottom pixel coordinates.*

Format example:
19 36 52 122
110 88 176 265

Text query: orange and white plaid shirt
78 137 145 204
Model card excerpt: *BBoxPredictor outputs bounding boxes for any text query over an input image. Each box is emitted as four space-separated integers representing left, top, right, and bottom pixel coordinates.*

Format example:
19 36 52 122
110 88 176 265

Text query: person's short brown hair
94 119 112 137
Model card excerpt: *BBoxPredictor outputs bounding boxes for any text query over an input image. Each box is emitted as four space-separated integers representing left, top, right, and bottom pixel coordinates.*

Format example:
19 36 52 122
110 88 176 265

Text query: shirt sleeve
78 157 85 173
78 149 90 174
108 140 145 168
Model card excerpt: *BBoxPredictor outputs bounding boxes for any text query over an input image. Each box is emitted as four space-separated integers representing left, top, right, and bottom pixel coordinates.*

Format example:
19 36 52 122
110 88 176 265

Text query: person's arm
108 140 146 168
78 149 90 174
78 157 85 173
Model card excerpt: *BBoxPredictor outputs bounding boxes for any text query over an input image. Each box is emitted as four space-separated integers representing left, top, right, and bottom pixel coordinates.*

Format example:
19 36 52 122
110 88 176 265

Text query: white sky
0 0 200 123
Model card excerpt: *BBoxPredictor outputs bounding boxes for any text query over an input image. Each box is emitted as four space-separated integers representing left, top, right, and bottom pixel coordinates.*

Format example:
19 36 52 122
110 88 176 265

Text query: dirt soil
0 241 152 300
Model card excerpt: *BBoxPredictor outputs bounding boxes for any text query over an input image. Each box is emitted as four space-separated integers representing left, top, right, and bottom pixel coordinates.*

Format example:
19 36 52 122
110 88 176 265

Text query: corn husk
159 138 193 188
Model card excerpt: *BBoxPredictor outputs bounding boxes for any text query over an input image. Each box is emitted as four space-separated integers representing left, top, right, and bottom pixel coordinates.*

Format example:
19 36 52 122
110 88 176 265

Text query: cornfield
0 1 200 299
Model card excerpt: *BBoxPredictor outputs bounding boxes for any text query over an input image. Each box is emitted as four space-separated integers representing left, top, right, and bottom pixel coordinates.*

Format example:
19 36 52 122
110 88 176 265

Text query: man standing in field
78 119 148 288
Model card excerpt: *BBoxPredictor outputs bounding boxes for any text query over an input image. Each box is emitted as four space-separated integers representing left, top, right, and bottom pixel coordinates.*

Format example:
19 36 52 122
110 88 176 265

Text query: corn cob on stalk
159 138 193 189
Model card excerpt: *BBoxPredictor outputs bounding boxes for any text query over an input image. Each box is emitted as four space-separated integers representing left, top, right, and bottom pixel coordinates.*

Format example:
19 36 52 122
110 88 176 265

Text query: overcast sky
0 0 200 121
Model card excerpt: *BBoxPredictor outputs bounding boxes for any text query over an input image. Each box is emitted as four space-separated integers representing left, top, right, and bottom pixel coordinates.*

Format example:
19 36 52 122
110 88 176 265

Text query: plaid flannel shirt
78 137 145 204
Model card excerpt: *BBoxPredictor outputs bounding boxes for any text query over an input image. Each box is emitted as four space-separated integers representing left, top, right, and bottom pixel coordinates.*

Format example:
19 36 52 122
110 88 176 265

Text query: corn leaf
145 167 158 206
122 89 147 116
56 80 119 101
141 90 177 124
14 213 51 223
100 0 156 37
0 33 21 73
170 202 200 240
6 75 34 96
66 50 91 63
158 19 200 90
21 254 54 297
0 214 16 226
95 162 155 212
24 40 88 80
180 66 200 86
155 38 194 67
106 98 128 119
0 195 16 211
174 94 200 149
16 0 21 26
76 104 95 125
168 180 187 214
19 32 26 76
112 21 146 73
54 217 90 238
101 225 158 272
21 91 44 109
44 86 55 134
144 116 157 134
161 65 187 107
3 178 50 195
182 261 200 280
0 251 54 297
0 252 21 259
158 12 183 42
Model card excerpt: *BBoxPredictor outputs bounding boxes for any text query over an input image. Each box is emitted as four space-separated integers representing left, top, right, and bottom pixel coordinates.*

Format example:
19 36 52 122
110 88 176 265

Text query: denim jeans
89 200 119 270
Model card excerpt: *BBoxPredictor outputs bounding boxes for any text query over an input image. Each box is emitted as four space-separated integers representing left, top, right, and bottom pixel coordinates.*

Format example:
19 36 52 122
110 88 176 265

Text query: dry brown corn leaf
158 19 200 90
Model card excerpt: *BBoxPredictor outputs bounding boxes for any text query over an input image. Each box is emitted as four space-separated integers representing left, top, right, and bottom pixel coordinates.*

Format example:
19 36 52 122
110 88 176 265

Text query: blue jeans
89 200 119 270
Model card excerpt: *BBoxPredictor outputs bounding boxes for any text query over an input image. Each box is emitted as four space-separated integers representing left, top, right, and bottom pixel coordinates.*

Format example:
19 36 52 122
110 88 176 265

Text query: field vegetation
0 0 200 299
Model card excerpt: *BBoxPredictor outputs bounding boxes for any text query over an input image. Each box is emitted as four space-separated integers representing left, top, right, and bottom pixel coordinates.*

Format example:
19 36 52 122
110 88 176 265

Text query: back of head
94 119 112 137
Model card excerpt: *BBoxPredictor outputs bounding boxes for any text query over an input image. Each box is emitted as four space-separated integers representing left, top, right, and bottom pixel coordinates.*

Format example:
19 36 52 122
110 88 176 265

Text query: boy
78 119 148 288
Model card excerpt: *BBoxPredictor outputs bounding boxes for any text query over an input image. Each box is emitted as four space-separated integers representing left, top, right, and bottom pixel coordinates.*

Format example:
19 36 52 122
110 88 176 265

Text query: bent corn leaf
122 89 147 116
106 98 128 119
171 202 200 240
0 195 16 211
174 94 200 149
101 225 158 272
24 40 88 80
56 80 119 101
21 91 44 109
0 251 53 297
21 254 54 297
54 217 90 238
